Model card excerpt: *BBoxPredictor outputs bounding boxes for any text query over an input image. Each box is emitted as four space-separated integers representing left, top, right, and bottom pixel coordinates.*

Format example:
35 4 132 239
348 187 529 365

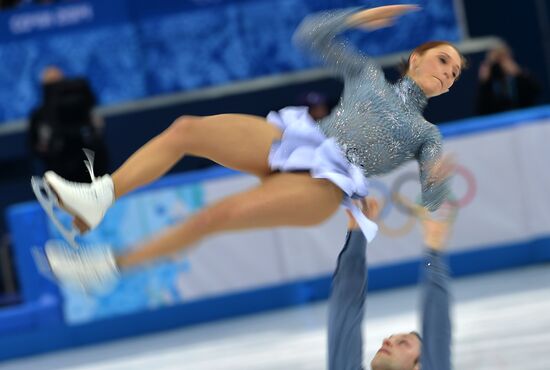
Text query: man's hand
420 214 453 251
394 195 455 251
346 197 381 230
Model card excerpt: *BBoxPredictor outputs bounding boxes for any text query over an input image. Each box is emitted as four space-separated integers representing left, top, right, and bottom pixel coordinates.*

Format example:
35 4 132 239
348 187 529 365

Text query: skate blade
31 245 58 284
31 176 80 249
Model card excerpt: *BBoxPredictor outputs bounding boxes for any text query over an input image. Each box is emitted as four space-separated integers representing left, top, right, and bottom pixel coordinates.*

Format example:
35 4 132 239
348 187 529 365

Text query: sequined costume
293 8 449 211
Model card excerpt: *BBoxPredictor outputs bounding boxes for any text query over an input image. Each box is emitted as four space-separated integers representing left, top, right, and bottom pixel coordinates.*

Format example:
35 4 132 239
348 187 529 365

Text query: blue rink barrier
2 106 550 362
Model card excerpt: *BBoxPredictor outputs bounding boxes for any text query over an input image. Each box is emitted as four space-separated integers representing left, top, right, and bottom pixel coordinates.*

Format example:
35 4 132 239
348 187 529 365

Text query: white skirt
266 106 378 242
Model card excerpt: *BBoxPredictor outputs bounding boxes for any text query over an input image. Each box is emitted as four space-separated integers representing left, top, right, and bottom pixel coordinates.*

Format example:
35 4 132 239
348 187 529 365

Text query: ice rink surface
1 264 549 370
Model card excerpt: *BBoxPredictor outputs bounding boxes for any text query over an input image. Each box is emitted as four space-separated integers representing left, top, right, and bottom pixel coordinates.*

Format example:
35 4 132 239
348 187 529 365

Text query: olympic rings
378 207 417 237
366 179 392 219
368 164 477 237
390 171 420 216
446 164 476 208
369 178 417 237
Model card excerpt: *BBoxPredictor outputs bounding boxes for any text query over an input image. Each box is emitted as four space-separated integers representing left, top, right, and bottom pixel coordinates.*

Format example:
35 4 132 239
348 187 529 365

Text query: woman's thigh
174 114 282 177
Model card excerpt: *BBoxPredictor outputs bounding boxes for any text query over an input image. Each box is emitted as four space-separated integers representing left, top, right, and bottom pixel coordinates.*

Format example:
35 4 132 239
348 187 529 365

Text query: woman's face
407 45 462 98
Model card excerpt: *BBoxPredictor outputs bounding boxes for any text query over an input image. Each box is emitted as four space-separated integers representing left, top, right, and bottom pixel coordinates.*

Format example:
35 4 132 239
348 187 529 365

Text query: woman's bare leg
117 173 343 270
112 114 281 198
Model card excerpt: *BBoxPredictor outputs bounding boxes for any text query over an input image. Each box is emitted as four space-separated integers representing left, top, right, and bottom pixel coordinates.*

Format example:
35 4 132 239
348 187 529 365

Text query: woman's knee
191 201 235 234
164 115 202 150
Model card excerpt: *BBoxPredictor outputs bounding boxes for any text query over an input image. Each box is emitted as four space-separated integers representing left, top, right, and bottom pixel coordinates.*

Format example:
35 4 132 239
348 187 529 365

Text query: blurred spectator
476 44 541 115
28 66 109 182
298 91 332 120
1 0 70 10
0 234 20 307
0 0 21 9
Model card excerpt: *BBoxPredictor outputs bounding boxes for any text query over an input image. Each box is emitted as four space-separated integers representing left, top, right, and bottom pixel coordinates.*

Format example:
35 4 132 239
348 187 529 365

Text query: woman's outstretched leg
112 114 282 198
117 172 343 269
44 172 343 293
45 113 282 233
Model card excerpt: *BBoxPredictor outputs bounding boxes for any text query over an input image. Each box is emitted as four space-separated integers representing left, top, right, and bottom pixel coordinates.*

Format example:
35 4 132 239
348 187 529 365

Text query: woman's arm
293 5 419 78
416 130 453 212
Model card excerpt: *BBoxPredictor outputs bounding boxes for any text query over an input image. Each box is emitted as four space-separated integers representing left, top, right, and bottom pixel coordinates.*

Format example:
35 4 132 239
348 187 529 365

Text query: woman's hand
346 5 421 31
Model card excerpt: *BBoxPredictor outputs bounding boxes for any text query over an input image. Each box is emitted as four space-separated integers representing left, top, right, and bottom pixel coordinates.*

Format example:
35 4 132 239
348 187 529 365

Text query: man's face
370 333 421 370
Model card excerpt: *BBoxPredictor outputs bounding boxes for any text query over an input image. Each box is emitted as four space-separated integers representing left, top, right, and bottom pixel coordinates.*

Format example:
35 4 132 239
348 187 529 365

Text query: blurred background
0 0 549 369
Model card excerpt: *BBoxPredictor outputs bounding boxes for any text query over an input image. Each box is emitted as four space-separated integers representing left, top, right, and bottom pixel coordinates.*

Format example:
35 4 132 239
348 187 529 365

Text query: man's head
370 332 422 370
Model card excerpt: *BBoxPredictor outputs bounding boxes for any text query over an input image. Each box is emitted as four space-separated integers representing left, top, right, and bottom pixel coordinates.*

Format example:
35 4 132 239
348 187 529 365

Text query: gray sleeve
416 126 450 211
293 8 383 80
420 249 452 370
328 230 367 370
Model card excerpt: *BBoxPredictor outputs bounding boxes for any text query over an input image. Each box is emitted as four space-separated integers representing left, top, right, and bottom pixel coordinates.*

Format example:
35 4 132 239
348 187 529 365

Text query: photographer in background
28 66 108 182
476 44 541 115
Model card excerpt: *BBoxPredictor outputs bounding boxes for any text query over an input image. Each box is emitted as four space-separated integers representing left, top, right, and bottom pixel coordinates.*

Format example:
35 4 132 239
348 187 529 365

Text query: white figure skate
44 240 120 294
31 149 114 249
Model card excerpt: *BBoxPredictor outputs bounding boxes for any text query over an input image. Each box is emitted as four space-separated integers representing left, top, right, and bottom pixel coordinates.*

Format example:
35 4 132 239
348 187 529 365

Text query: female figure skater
36 4 466 291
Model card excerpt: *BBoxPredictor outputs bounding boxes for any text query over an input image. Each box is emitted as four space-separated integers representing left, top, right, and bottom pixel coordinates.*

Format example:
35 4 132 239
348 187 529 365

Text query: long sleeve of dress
420 249 452 370
416 126 450 211
328 230 367 370
293 8 382 80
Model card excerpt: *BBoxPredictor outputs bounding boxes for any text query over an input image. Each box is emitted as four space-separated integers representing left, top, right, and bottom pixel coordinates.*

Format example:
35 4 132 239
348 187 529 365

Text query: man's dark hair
410 331 422 342
410 331 422 367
